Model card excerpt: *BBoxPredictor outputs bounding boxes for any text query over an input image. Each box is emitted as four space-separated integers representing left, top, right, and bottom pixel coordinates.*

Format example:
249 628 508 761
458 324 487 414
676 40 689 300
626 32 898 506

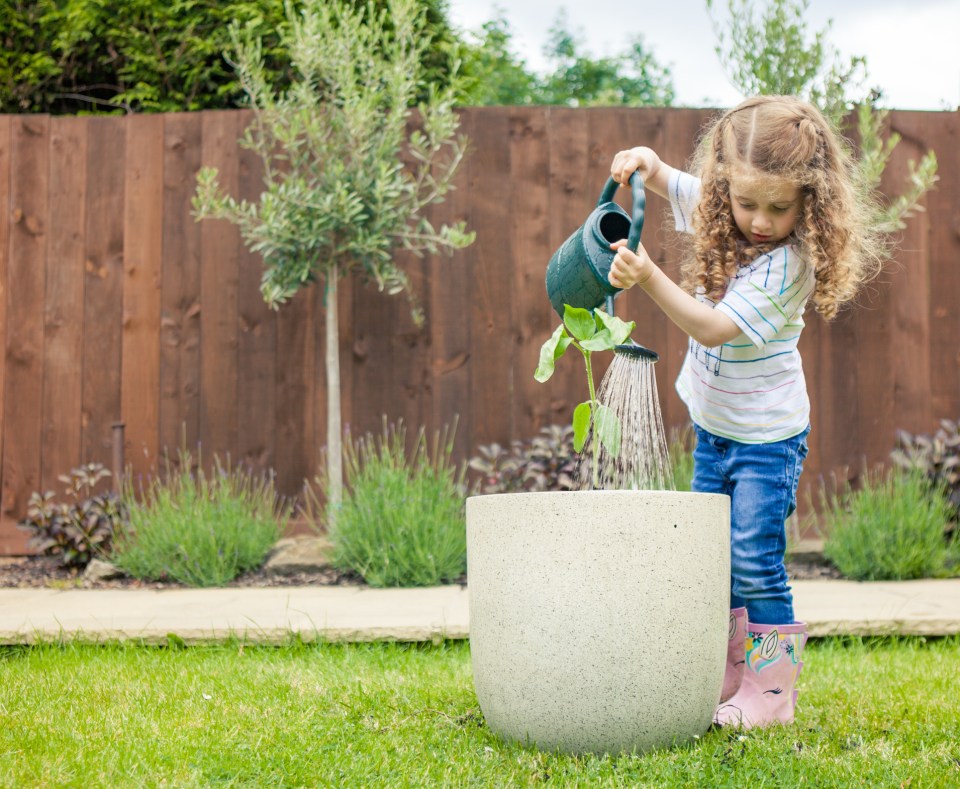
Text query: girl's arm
610 146 674 199
608 240 741 348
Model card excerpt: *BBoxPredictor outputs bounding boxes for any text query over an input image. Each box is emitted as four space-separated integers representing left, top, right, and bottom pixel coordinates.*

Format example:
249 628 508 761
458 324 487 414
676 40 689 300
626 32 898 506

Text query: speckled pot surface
466 490 730 755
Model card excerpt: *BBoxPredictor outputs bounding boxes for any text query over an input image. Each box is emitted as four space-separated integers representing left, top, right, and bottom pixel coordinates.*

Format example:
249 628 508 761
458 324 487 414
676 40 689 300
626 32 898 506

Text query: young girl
607 95 882 729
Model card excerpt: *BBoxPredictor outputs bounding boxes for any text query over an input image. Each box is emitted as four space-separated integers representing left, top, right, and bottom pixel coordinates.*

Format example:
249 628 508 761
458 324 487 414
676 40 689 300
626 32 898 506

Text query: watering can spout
545 172 645 319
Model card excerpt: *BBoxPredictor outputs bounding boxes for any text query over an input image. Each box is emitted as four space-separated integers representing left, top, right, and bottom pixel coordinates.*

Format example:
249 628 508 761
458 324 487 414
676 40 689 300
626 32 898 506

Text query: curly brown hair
684 95 884 320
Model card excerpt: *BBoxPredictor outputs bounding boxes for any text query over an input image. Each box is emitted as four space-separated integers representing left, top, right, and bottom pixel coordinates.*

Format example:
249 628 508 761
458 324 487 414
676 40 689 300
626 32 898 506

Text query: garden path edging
1 579 959 645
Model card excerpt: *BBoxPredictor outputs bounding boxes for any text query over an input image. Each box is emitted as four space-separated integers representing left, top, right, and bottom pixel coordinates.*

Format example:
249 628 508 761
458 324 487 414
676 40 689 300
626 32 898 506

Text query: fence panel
0 107 956 553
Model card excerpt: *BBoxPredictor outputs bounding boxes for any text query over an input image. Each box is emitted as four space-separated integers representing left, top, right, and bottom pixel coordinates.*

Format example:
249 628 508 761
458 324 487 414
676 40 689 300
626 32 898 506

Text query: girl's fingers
611 152 639 183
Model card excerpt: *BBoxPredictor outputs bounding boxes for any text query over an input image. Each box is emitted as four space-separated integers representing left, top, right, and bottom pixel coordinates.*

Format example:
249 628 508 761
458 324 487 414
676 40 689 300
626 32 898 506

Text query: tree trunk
325 264 343 527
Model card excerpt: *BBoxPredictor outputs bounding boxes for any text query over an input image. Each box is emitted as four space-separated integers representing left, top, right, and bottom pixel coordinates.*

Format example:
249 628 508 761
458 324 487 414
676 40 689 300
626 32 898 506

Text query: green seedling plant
535 304 635 489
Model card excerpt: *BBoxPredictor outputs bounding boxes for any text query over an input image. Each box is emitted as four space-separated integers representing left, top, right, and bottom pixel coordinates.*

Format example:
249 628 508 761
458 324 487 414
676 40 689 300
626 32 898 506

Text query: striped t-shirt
669 169 815 443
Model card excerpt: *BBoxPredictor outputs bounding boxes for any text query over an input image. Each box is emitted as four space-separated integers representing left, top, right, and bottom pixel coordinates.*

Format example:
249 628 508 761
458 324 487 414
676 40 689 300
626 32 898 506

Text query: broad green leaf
534 324 572 382
595 403 622 458
572 400 593 452
595 309 636 346
580 329 615 352
563 304 596 342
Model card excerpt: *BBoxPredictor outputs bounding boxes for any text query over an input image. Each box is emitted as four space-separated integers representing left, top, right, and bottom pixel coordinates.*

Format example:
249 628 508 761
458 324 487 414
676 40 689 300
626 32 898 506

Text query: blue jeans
691 424 810 625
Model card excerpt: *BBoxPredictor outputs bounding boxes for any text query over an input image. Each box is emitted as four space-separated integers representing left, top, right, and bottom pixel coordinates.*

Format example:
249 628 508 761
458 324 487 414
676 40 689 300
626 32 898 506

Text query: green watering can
546 172 645 319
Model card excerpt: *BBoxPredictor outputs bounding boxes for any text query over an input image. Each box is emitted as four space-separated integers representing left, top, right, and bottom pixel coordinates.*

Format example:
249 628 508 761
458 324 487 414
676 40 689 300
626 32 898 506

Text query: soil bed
0 554 366 590
0 553 842 589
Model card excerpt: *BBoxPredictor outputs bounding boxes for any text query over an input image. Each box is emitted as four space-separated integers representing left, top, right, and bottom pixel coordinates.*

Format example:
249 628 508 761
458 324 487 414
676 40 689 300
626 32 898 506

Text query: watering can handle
598 172 645 253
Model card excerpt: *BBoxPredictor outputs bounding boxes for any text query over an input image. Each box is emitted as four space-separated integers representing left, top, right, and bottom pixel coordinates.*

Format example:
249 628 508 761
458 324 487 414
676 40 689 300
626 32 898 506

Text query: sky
444 0 960 111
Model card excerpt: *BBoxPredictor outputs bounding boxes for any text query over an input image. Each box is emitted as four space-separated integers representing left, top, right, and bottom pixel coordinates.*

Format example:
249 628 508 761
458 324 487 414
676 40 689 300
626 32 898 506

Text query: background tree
536 12 675 107
707 0 938 233
454 14 540 105
457 10 675 107
1 0 460 114
193 0 474 519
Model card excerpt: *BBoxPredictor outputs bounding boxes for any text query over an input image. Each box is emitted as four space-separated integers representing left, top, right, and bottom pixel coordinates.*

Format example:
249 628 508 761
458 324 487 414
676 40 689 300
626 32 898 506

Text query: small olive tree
707 0 938 233
193 0 474 518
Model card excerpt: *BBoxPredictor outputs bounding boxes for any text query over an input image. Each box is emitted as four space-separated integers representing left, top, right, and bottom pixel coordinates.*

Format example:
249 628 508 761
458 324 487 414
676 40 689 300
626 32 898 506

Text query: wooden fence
1 107 957 553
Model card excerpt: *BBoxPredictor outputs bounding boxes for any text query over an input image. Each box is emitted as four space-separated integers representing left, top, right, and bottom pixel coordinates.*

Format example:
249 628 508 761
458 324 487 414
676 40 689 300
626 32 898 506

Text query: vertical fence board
887 129 933 438
830 312 862 478
199 111 240 464
122 114 164 479
427 110 474 449
275 286 314 498
0 116 14 550
351 277 408 437
468 107 515 446
1 116 48 549
399 256 433 437
902 110 960 423
41 117 86 494
507 107 551 440
160 112 203 459
81 118 125 471
794 318 821 493
236 122 276 476
853 288 897 472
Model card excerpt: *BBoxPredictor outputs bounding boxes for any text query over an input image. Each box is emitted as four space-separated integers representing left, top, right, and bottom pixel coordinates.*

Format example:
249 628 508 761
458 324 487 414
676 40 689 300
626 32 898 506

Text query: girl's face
728 167 802 246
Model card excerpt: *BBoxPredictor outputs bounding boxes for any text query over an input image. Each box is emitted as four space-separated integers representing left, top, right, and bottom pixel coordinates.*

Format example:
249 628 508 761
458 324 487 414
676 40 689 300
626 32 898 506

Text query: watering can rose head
535 305 635 462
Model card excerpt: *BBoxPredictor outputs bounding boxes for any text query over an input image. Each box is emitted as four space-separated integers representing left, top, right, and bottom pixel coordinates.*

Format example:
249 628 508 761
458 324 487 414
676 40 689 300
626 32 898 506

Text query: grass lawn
2 637 958 787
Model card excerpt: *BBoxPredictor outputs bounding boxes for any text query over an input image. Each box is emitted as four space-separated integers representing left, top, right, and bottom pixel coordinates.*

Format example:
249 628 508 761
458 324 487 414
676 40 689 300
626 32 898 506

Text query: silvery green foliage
193 0 474 314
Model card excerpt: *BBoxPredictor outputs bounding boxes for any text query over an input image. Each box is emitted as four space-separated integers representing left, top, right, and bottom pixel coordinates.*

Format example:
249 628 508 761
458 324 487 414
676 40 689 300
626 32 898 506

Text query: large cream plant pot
466 490 730 755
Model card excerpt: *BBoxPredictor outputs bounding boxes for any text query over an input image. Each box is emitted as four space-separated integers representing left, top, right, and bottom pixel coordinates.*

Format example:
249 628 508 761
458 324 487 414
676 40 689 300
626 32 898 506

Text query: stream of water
575 352 675 491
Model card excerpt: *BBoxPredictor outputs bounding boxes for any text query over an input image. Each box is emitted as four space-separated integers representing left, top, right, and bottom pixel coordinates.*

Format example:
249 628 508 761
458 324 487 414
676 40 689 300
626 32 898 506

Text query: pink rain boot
720 607 748 703
714 621 808 729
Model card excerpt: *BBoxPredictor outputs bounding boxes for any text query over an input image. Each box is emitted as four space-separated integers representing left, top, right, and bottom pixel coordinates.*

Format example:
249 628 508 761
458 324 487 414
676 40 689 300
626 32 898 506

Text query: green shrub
315 419 467 588
1 0 460 114
113 450 286 587
667 424 695 492
821 468 959 581
16 464 129 569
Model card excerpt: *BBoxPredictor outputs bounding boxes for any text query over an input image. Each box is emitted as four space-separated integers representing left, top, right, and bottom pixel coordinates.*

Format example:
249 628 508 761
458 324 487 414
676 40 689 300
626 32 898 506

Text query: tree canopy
456 10 675 107
707 0 938 234
1 0 459 114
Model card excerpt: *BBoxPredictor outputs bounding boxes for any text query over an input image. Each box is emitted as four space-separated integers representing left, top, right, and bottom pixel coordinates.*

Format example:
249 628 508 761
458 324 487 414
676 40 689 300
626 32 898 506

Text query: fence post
112 423 125 494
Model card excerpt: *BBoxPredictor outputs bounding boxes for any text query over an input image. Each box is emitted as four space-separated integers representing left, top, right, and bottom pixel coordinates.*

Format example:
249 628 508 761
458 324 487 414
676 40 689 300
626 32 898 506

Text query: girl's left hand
608 239 655 290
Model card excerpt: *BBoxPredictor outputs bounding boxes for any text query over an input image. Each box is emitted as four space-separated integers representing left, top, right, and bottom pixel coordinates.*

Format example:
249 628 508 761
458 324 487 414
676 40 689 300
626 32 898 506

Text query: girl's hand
610 146 661 186
608 240 656 290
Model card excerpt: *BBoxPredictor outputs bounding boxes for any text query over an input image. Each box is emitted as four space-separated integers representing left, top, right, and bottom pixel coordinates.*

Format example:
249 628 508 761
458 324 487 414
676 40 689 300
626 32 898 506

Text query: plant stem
583 348 599 490
326 261 342 528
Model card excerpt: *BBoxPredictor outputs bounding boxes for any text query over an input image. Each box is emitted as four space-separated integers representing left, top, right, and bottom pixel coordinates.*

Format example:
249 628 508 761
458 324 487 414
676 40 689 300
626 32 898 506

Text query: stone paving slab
1 579 958 645
793 579 960 637
0 586 470 645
